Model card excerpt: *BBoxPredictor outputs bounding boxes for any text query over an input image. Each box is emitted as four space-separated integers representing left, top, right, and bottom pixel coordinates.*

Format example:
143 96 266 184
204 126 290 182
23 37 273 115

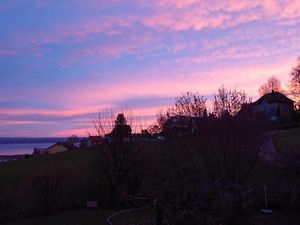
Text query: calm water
0 143 55 155
0 138 67 155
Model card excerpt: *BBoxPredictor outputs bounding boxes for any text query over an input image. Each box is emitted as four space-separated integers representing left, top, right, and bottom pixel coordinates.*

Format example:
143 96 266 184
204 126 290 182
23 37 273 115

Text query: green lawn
3 209 114 225
274 126 300 155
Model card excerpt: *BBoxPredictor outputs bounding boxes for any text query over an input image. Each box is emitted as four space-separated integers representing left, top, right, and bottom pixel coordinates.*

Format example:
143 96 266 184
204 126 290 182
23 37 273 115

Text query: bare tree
67 135 80 144
155 109 168 132
213 85 251 118
151 93 207 133
91 109 145 137
258 76 283 96
167 92 207 118
147 124 160 135
91 111 115 137
289 58 300 108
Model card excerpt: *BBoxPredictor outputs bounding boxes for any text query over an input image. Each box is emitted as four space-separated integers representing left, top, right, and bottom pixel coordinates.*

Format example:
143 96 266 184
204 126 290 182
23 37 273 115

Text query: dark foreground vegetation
2 209 113 225
0 116 300 224
1 116 300 225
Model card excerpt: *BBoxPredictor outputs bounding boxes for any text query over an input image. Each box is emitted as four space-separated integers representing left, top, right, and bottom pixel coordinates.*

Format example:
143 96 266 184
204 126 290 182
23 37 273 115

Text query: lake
0 138 67 155
0 143 56 155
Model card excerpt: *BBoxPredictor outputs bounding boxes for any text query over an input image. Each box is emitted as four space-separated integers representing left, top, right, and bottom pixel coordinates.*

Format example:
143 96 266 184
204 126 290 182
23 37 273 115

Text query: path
259 134 282 162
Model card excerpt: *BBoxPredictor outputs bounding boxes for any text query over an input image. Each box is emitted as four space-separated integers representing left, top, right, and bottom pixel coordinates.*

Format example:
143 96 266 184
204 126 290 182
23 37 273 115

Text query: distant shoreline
0 142 58 156
0 137 69 156
0 137 68 145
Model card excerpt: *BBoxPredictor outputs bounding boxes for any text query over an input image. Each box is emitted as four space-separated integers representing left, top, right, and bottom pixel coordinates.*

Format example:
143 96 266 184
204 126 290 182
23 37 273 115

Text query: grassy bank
0 149 96 190
274 126 300 155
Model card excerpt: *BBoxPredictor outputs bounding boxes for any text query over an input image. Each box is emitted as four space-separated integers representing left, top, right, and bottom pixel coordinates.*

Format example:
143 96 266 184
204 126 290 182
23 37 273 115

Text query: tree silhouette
156 110 168 132
258 76 283 96
167 92 207 117
111 113 132 141
67 135 79 144
289 58 300 108
213 85 251 117
115 113 127 126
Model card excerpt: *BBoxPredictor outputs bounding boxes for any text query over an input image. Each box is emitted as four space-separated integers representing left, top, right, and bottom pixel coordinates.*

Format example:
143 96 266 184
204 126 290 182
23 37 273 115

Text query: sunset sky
0 0 299 137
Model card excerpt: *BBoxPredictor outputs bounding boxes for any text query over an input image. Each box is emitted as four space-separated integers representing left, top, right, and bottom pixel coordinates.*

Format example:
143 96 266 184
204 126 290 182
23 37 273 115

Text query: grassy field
274 126 300 155
0 150 113 224
0 149 97 190
3 209 114 225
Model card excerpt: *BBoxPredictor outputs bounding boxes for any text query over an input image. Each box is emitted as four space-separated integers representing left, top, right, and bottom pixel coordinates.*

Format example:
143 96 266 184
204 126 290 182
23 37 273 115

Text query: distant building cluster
29 91 295 156
163 91 295 137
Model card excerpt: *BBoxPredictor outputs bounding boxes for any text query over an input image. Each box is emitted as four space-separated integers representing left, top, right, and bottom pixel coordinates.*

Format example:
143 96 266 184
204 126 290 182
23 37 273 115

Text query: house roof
164 115 192 129
46 142 75 150
253 91 294 105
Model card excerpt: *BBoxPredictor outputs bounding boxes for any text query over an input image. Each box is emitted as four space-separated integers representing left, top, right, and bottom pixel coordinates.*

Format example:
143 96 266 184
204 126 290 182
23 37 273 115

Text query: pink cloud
64 30 157 63
0 120 52 125
139 0 300 32
0 105 112 117
153 0 201 8
174 45 277 66
52 127 90 137
278 0 300 17
5 0 300 47
32 16 136 45
188 25 300 66
142 8 232 32
0 129 38 138
66 41 139 62
71 0 124 8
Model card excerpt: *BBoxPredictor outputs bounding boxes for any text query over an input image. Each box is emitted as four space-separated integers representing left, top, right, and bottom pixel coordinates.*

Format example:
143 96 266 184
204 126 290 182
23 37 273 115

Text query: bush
24 169 65 214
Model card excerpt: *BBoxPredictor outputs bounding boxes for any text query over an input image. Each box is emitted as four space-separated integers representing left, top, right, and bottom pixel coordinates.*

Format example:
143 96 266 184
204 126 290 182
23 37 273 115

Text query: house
163 115 217 137
251 91 294 122
163 115 193 137
239 91 294 123
33 142 76 156
87 135 104 147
